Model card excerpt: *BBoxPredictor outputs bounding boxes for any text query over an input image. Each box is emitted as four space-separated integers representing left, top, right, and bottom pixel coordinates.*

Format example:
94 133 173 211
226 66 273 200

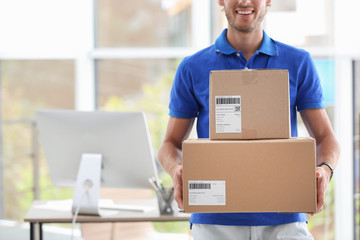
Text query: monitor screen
36 110 158 189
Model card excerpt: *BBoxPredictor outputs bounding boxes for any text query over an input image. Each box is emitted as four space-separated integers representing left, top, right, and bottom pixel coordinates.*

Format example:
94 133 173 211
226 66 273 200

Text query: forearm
316 133 340 166
158 140 183 178
316 132 340 181
158 117 194 177
300 109 340 178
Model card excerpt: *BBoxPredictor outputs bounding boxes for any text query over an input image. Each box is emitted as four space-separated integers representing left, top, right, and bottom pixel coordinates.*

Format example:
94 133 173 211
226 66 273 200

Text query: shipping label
215 96 241 133
188 180 226 205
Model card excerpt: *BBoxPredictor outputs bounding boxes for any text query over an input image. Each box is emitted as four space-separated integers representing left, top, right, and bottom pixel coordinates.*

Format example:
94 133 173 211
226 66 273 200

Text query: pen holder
156 188 174 215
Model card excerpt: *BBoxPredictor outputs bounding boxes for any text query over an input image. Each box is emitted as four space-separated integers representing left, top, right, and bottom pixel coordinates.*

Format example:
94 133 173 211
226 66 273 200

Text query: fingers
315 180 325 214
173 166 184 209
175 186 183 209
312 167 327 216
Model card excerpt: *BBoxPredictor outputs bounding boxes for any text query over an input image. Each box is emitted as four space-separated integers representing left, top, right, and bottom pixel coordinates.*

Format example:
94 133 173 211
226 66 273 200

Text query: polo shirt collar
215 29 278 56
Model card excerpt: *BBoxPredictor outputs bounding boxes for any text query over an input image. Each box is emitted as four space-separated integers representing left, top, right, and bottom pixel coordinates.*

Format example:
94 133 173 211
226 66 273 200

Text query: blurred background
0 0 359 239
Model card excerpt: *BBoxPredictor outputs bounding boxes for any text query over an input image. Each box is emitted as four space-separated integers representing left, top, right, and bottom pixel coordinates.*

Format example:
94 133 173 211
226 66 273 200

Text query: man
158 0 340 239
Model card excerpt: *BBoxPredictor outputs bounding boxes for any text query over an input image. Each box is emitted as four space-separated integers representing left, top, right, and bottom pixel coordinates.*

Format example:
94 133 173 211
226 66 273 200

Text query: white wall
0 0 92 58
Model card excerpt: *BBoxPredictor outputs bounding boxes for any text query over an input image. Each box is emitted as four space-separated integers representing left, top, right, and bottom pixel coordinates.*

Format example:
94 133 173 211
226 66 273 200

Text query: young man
158 0 340 239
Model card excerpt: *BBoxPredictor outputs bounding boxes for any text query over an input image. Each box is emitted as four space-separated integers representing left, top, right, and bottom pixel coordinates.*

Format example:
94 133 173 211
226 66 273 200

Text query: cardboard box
209 69 290 140
182 138 316 213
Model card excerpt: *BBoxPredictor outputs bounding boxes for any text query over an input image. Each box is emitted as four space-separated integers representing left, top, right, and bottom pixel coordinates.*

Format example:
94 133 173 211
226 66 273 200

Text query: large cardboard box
209 69 290 140
182 138 316 213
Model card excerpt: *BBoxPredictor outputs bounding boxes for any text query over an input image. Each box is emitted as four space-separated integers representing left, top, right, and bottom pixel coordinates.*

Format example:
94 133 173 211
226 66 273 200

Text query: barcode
216 97 240 105
189 183 211 189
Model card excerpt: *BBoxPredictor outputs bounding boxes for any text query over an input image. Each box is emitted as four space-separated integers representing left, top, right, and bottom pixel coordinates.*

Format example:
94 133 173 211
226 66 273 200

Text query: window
97 0 192 47
1 60 75 220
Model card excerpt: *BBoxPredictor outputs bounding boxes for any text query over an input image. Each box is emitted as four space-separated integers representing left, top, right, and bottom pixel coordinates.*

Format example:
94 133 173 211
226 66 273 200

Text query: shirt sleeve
296 52 327 111
169 58 199 119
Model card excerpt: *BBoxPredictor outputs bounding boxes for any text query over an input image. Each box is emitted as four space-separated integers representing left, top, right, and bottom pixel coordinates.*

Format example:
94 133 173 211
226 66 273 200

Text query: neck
226 26 264 61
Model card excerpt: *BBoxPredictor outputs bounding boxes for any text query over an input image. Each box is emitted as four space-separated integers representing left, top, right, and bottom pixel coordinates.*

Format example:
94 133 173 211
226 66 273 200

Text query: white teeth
237 10 252 14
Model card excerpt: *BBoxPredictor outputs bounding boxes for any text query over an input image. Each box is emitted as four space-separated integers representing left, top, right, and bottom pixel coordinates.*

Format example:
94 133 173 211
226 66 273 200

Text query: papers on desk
33 199 73 212
98 199 155 212
33 199 157 215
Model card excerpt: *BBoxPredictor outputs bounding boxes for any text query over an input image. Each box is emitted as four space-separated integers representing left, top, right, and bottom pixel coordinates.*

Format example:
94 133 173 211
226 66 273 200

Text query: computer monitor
36 110 159 215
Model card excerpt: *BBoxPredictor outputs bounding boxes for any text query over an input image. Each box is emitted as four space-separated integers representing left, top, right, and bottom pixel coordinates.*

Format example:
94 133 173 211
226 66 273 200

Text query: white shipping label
215 96 241 133
188 181 226 206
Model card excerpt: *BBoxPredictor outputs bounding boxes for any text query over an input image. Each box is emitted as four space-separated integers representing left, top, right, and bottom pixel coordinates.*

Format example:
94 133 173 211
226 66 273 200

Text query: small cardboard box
209 69 290 140
182 138 316 213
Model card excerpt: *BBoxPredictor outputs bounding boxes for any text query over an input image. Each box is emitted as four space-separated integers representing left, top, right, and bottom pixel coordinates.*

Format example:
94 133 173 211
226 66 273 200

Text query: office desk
24 199 190 240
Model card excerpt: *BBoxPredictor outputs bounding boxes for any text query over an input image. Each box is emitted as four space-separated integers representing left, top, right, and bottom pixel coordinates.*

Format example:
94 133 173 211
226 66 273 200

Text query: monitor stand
72 153 102 216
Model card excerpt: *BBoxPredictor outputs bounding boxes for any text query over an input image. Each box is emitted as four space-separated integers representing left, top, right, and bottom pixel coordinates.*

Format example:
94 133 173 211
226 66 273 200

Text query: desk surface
24 199 190 223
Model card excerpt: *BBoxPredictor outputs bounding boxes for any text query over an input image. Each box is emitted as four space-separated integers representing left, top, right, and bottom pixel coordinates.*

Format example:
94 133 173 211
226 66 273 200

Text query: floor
0 220 82 240
0 220 192 240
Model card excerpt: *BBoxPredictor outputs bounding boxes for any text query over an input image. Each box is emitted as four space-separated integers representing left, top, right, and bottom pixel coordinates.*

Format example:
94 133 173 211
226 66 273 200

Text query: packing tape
242 71 255 86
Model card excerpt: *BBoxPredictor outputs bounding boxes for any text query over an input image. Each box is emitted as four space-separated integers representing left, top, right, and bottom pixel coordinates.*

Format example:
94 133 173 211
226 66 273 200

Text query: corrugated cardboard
182 138 316 213
209 69 290 140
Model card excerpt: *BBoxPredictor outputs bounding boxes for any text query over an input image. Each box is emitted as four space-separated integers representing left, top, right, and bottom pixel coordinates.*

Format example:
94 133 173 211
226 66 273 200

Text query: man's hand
172 165 184 210
312 166 331 216
300 109 340 216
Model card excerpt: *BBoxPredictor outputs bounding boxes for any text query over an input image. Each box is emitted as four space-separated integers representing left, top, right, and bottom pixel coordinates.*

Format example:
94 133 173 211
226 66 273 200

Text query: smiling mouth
236 10 253 15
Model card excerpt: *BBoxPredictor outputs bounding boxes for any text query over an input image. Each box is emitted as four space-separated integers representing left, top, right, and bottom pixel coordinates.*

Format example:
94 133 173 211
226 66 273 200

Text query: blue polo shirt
169 29 326 226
